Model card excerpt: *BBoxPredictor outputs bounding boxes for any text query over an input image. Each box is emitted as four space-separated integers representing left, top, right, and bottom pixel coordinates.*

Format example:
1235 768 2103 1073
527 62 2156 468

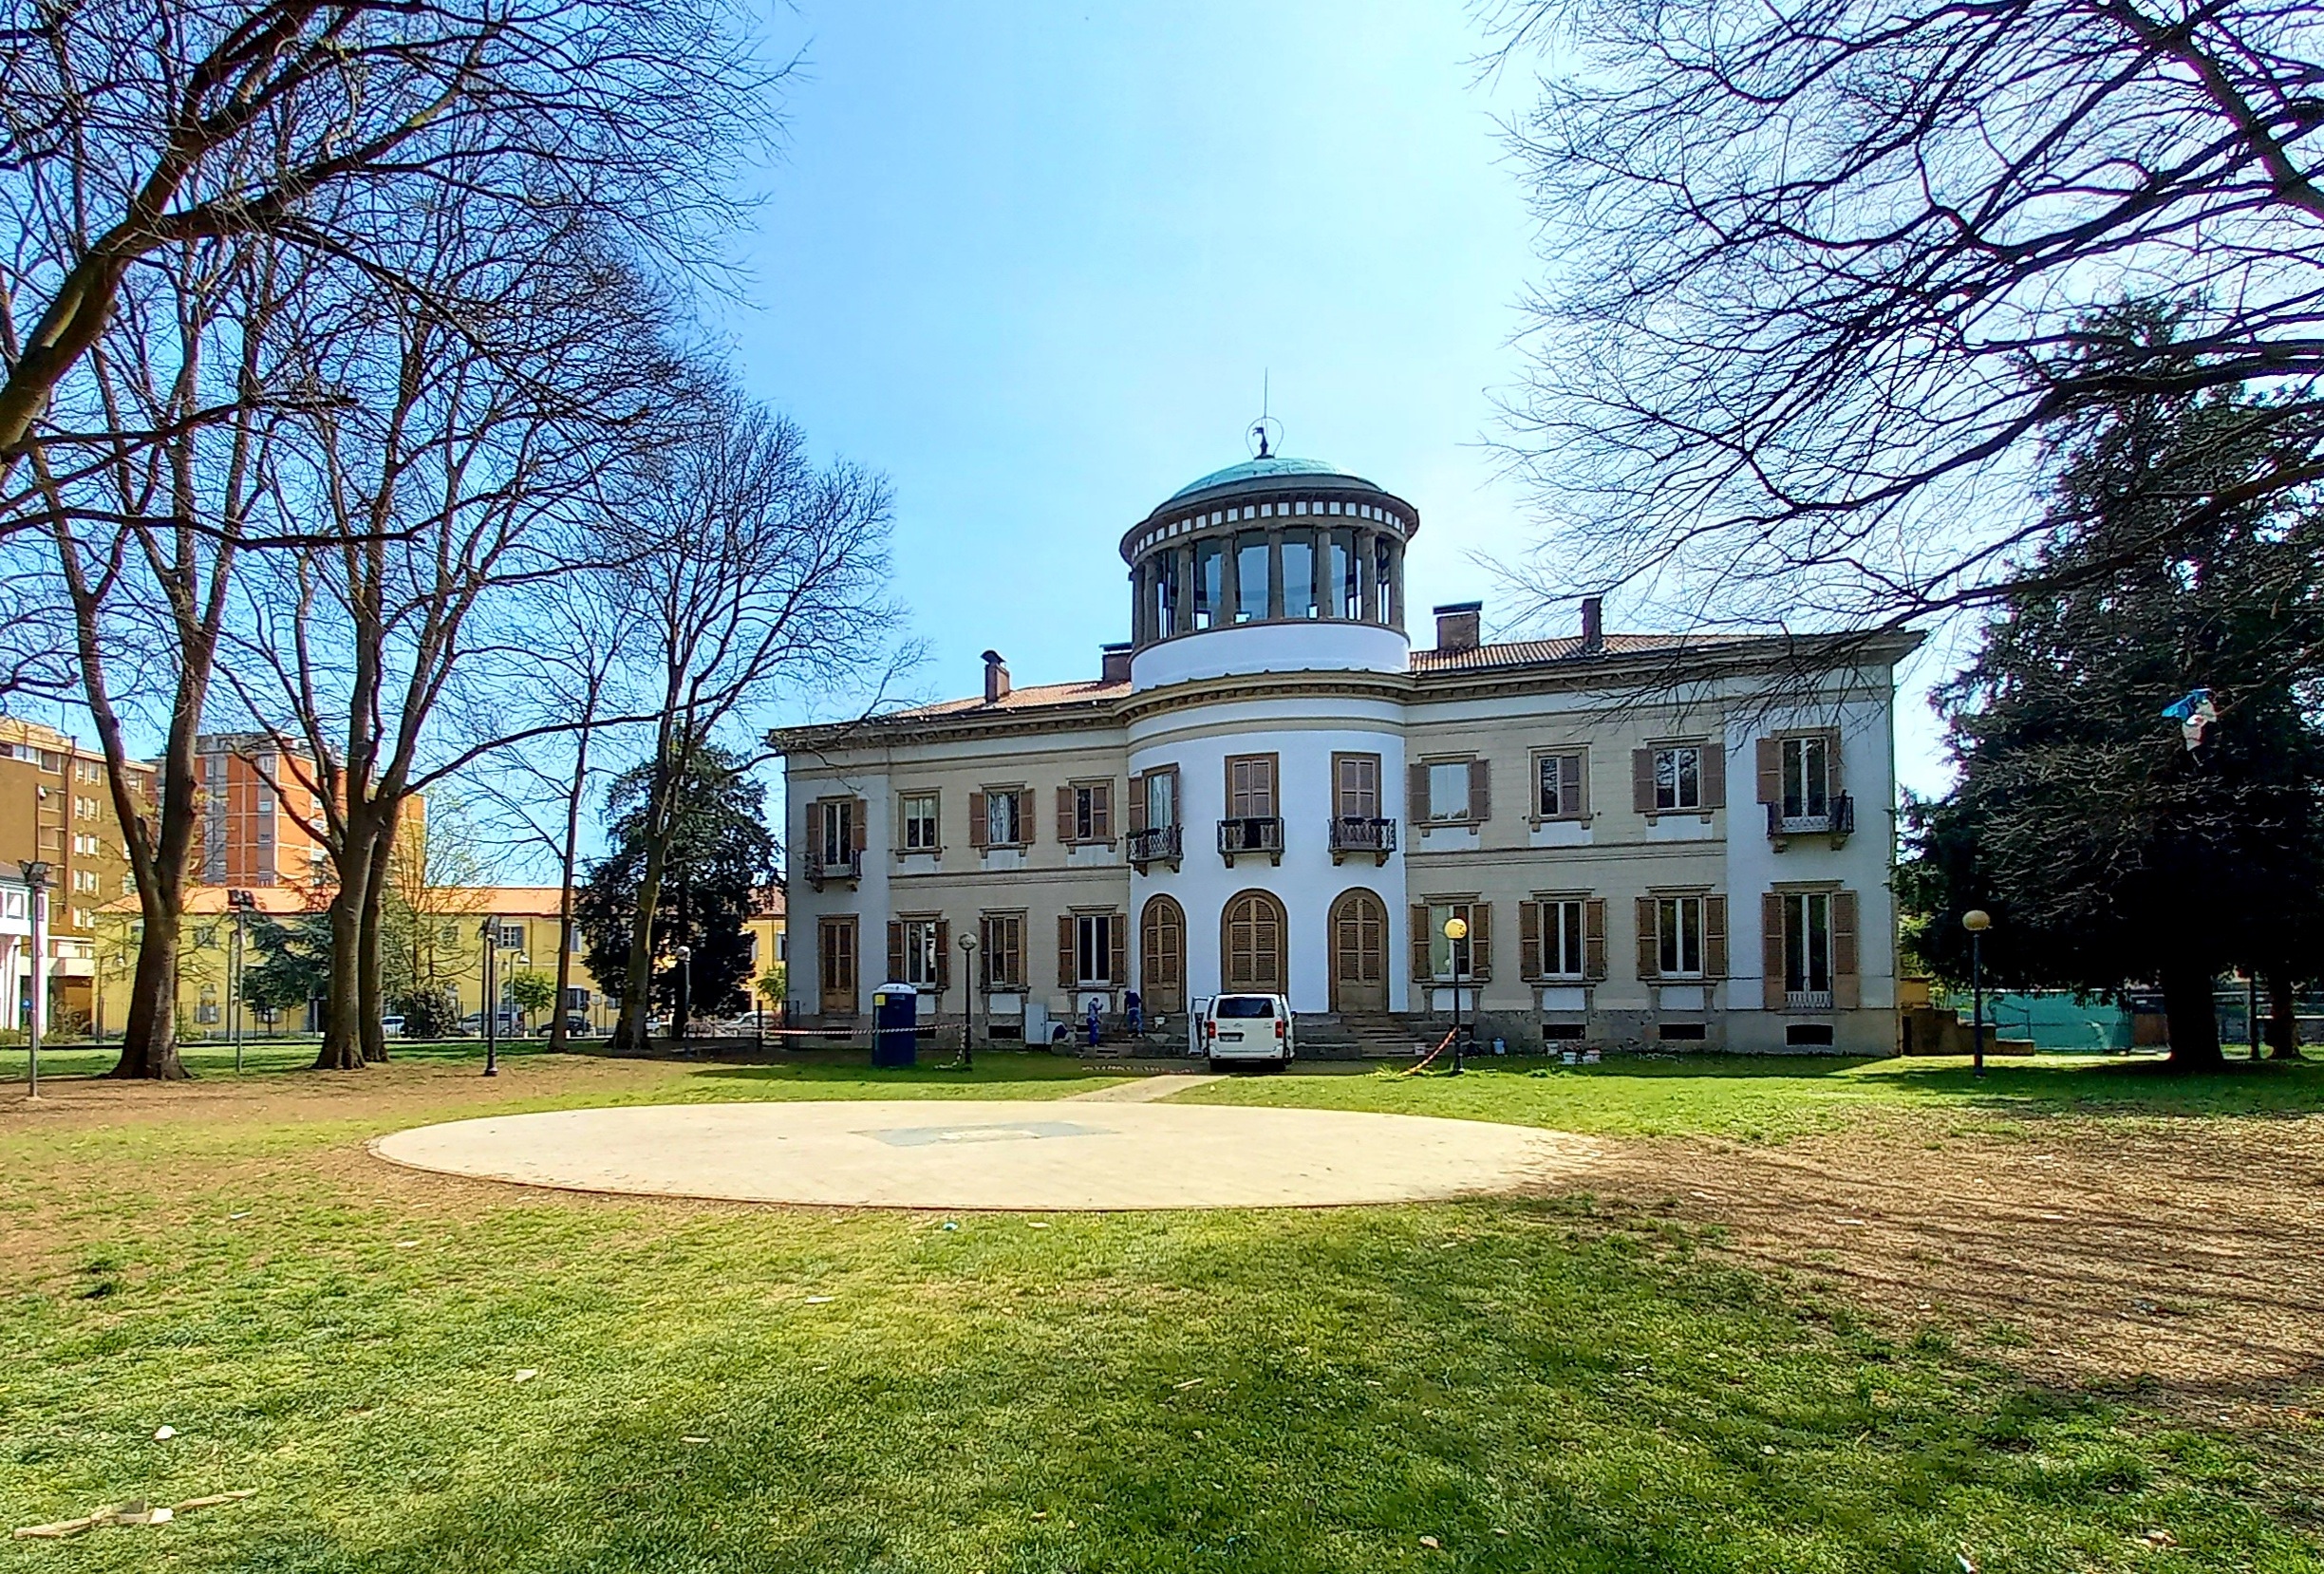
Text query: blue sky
722 1 1955 794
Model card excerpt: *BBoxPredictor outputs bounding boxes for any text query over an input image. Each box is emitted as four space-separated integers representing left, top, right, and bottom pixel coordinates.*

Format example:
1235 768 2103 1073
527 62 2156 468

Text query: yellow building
94 885 620 1040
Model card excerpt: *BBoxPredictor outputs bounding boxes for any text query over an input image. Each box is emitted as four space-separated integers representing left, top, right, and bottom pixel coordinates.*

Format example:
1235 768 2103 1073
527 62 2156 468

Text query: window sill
1526 815 1594 828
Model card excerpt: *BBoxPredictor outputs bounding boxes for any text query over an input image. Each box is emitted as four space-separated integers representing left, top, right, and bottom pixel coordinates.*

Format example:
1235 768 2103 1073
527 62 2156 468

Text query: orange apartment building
1 716 153 1034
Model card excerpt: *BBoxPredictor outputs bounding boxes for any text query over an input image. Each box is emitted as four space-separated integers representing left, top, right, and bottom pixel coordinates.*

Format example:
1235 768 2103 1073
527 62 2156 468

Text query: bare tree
21 232 316 1078
224 192 685 1072
0 0 773 493
601 400 895 1053
1487 0 2324 630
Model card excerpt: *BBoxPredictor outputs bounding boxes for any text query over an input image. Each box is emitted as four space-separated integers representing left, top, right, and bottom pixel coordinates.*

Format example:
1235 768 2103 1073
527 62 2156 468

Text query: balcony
803 849 862 890
1128 822 1184 871
1328 815 1396 866
1766 792 1854 851
1217 815 1284 866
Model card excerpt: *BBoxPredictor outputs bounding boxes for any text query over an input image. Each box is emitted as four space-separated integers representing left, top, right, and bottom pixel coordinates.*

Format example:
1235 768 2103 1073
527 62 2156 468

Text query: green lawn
1 1050 2317 1570
1184 1052 2324 1141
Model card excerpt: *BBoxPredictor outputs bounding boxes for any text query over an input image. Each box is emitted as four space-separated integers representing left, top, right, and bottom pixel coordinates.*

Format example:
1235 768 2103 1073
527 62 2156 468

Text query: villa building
774 452 1920 1054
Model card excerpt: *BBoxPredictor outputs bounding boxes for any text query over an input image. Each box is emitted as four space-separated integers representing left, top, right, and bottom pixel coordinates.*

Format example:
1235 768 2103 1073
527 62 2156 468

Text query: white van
1202 993 1294 1069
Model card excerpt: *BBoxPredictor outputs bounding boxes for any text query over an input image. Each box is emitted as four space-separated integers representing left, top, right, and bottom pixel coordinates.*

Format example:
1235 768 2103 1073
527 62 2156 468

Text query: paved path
370 1099 1596 1210
1063 1074 1223 1103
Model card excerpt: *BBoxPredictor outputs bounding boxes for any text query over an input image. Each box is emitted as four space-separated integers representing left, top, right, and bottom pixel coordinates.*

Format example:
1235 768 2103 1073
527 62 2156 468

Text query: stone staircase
1293 1013 1433 1060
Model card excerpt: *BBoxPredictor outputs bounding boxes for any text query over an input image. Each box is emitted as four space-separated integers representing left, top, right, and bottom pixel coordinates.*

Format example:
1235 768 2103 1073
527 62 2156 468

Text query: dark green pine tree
577 745 775 1032
1906 318 2324 1067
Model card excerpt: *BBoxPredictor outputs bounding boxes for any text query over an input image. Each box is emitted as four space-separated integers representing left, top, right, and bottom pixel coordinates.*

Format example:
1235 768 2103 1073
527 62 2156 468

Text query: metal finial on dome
1246 370 1282 459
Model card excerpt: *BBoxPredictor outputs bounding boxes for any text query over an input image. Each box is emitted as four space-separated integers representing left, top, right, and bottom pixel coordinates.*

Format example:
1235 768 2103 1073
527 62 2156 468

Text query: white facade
776 453 1921 1055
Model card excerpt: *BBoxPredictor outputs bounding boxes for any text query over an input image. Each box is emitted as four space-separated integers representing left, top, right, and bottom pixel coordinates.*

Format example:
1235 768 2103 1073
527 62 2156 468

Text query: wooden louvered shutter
1584 898 1607 980
1636 895 1659 980
1129 775 1148 834
852 800 868 852
1109 913 1128 987
1632 749 1656 815
1825 728 1845 797
934 920 951 991
1833 890 1861 1009
1762 892 1787 1009
1469 903 1491 982
1560 754 1584 818
1704 895 1728 979
1058 914 1076 990
1698 744 1725 810
1468 758 1490 823
887 921 905 984
1057 786 1076 843
1408 761 1430 823
1411 904 1433 981
1756 738 1781 804
1092 782 1112 840
1521 900 1544 980
968 792 987 849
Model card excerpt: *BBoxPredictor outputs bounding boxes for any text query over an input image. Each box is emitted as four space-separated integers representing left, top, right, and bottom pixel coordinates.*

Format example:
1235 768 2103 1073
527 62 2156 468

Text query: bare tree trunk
2160 961 2223 1071
359 807 397 1062
313 806 378 1071
2264 972 2300 1060
609 808 672 1053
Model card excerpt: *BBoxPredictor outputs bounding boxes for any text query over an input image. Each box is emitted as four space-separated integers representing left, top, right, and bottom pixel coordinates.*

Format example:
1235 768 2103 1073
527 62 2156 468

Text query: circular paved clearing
370 1099 1598 1210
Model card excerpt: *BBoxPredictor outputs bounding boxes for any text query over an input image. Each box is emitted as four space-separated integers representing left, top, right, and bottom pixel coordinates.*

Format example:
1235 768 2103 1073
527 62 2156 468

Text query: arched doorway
1139 894 1186 1015
1329 889 1388 1013
1220 890 1287 996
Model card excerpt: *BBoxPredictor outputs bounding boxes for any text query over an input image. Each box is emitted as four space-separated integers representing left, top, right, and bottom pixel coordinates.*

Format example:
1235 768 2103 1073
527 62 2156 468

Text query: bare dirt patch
1589 1108 2324 1414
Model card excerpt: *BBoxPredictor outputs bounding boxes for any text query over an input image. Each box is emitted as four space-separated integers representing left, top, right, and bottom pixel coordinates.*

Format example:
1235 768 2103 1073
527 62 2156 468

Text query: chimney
981 648 1010 704
1580 595 1603 651
1433 601 1482 655
1099 643 1133 684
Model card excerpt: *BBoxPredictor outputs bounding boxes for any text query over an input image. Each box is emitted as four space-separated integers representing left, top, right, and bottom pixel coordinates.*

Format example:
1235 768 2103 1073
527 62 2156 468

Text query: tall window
1782 736 1830 818
1074 913 1117 985
1536 752 1584 818
980 912 1024 989
1143 768 1177 829
1153 555 1179 634
1332 530 1359 618
1655 746 1702 812
1426 760 1472 822
1063 781 1112 842
1657 895 1705 977
1372 536 1394 621
900 918 942 986
1233 534 1269 623
1529 898 1587 978
818 916 857 1009
900 792 939 851
984 789 1023 847
1335 753 1380 818
815 798 855 865
1194 540 1223 629
1226 755 1277 819
1784 891 1833 995
1282 535 1316 619
1423 900 1488 980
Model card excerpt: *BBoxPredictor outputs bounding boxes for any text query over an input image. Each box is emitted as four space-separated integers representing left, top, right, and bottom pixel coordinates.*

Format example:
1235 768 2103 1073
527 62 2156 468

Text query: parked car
534 1013 591 1037
459 1009 521 1036
379 1015 405 1039
1202 994 1294 1069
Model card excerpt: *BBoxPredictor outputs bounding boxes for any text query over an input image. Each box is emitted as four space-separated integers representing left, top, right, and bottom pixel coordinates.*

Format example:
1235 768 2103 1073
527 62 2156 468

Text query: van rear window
1212 997 1276 1019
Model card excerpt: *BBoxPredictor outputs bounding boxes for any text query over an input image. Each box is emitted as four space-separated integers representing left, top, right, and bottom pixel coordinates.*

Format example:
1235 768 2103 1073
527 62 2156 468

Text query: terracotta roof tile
1407 633 1736 672
881 678 1131 721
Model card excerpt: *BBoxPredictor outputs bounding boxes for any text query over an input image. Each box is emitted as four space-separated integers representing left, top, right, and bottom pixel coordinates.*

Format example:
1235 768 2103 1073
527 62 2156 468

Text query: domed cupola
1119 434 1417 689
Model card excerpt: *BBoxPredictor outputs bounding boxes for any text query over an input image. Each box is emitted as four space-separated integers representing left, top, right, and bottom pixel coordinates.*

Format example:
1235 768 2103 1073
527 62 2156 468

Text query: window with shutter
1635 895 1659 979
1410 903 1433 981
887 921 905 984
1422 759 1474 823
1521 900 1543 979
1058 914 1076 989
1534 751 1586 819
1761 891 1787 1009
1525 898 1589 979
1407 760 1430 822
1704 894 1728 979
1057 786 1076 844
979 912 1024 989
1584 898 1607 980
968 791 987 849
1109 912 1128 986
934 920 951 990
1832 890 1861 1009
1468 759 1491 824
1469 902 1492 981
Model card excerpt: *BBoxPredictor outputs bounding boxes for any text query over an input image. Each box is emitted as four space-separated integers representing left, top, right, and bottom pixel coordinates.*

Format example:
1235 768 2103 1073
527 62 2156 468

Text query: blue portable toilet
872 983 918 1067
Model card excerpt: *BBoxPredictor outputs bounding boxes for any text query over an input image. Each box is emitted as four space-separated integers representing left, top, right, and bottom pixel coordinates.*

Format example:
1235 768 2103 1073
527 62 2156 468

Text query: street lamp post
227 890 256 1075
674 944 693 1051
958 932 979 1073
480 917 501 1077
1443 914 1470 1076
1962 909 1993 1078
18 860 50 1100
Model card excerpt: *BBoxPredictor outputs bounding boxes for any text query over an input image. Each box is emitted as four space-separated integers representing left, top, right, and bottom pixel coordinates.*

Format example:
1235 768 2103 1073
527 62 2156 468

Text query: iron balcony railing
1766 792 1854 848
803 848 862 890
1217 815 1284 865
1128 823 1184 870
1328 815 1396 864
